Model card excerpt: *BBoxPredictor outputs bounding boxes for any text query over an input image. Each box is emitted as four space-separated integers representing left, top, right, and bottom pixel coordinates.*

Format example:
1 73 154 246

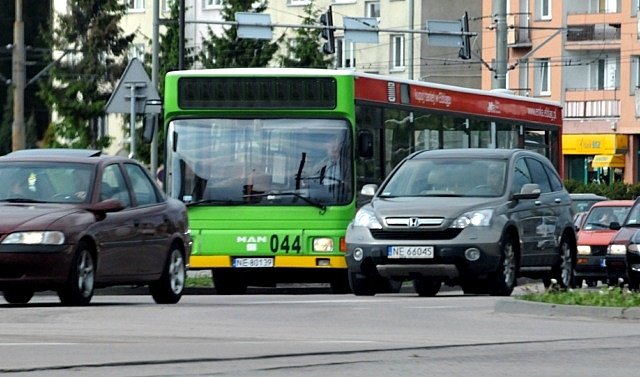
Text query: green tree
277 1 333 68
37 0 134 149
199 0 279 68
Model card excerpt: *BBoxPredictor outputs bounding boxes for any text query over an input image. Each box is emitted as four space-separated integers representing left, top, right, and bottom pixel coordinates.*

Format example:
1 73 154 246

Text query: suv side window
512 158 531 194
544 164 563 192
525 158 551 193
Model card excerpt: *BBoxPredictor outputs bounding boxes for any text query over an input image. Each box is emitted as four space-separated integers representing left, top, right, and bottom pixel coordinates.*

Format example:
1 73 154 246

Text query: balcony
564 89 620 119
565 23 620 50
507 14 531 48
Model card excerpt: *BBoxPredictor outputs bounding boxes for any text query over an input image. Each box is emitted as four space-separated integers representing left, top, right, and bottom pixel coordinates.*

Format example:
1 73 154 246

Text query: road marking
0 342 76 346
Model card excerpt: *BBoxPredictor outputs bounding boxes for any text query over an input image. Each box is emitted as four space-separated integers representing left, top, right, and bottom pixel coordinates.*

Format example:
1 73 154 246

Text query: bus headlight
313 238 334 252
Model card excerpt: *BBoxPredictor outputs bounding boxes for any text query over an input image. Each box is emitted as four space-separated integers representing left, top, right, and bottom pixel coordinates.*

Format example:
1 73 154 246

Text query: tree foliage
37 0 134 149
199 0 279 68
277 1 333 68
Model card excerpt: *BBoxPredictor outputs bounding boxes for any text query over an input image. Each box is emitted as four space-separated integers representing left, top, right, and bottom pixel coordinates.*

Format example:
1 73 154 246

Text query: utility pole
493 0 508 89
12 0 26 151
151 0 159 177
179 0 185 70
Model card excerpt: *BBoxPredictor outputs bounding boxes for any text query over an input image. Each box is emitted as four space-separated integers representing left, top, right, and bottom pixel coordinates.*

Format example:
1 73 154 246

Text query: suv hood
370 196 503 219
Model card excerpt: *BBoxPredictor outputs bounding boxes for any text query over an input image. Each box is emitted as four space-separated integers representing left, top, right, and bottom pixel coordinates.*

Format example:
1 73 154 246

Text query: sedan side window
101 164 131 208
124 163 160 206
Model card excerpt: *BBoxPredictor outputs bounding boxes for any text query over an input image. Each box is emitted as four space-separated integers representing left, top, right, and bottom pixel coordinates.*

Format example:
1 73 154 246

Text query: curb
495 298 640 320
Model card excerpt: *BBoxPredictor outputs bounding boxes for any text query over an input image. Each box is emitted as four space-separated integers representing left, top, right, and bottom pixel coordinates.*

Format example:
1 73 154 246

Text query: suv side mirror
512 183 541 200
360 184 378 197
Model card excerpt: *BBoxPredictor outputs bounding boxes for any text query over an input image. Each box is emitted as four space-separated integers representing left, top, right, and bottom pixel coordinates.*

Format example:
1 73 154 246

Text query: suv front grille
370 228 462 240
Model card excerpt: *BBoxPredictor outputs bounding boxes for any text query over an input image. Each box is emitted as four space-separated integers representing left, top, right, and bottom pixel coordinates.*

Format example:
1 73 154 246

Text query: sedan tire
413 278 441 297
150 247 186 304
3 289 34 304
58 243 95 306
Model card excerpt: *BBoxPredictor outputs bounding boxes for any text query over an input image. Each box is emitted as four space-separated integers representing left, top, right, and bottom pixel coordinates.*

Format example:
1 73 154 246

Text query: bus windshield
166 118 353 206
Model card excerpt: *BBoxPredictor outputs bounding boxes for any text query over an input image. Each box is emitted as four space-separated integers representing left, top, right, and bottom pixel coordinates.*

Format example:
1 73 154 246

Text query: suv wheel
413 278 441 297
546 237 574 289
488 234 516 296
348 271 376 296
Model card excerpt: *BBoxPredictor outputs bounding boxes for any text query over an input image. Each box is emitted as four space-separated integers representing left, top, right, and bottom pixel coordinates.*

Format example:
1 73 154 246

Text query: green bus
162 68 562 294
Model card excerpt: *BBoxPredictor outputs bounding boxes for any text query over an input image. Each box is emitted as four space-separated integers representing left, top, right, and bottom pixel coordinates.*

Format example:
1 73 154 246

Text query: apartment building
482 0 640 184
270 0 481 88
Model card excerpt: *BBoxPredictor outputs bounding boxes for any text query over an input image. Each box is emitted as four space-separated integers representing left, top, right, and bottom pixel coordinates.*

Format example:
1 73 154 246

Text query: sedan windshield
379 158 507 198
0 162 95 203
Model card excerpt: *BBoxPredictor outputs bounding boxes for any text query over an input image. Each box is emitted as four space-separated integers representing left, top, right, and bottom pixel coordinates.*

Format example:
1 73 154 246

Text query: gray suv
346 149 576 296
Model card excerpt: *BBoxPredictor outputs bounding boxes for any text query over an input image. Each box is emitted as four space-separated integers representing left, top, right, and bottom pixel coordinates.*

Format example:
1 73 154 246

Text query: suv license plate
233 258 274 268
388 246 434 259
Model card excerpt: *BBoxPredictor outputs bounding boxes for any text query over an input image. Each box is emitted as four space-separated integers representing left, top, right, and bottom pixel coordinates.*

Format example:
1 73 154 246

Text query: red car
575 200 633 287
0 149 191 305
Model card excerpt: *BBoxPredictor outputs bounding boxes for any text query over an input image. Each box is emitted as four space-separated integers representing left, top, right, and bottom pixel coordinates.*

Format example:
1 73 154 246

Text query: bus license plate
388 246 434 259
233 258 274 268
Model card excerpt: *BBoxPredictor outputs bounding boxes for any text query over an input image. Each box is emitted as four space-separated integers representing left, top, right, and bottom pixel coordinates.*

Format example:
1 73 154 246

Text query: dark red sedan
0 149 191 305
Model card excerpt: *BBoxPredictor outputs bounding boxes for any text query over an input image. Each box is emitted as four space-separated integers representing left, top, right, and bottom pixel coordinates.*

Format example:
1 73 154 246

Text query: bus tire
212 269 247 295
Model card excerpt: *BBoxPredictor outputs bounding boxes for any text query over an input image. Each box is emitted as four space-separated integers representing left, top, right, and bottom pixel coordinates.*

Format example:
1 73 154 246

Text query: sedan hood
370 196 502 219
577 230 617 246
0 203 83 232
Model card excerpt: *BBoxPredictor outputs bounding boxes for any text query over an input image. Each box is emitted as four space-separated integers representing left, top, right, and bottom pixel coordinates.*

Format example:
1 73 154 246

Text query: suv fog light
353 248 364 261
464 248 481 261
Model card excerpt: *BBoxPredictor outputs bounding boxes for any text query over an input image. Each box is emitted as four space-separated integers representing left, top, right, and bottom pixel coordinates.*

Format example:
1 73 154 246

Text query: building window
391 35 404 70
129 44 146 62
203 0 223 9
365 1 380 18
162 0 173 13
336 38 355 69
597 58 617 90
634 0 640 16
632 56 640 94
535 58 550 95
538 0 551 20
128 0 145 11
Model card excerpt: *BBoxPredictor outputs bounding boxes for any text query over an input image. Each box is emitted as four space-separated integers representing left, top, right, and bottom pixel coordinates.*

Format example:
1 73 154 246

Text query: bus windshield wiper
244 192 326 211
186 199 246 207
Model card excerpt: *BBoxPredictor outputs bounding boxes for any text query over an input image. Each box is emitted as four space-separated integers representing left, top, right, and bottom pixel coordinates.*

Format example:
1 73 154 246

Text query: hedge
564 179 640 200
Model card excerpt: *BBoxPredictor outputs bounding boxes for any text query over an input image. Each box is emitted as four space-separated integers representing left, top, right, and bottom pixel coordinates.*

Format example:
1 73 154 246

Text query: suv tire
488 234 517 296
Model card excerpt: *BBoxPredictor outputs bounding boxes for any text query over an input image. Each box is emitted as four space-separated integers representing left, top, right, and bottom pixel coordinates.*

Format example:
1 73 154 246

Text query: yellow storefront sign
562 134 628 155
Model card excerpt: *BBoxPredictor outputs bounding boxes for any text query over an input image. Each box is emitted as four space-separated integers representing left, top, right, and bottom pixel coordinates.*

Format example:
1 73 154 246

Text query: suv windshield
379 158 507 198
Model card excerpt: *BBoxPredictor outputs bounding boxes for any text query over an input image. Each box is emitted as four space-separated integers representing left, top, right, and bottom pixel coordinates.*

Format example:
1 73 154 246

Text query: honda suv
345 149 576 296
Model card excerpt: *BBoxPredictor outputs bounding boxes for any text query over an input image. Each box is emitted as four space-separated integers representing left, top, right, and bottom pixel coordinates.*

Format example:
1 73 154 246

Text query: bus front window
166 118 353 206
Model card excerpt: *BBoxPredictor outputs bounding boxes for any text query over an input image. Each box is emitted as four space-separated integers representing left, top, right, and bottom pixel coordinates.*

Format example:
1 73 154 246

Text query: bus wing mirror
358 131 374 158
142 114 156 143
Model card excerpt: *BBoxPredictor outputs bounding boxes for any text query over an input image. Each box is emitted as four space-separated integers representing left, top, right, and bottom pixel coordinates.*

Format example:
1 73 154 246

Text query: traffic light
459 11 471 60
320 6 335 54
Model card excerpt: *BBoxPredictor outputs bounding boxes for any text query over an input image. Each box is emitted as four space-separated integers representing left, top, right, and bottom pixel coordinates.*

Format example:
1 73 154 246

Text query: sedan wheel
150 247 186 304
58 243 95 306
3 289 34 304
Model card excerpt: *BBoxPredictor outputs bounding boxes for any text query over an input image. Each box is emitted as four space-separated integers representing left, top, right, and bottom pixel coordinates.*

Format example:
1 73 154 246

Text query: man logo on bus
237 236 268 243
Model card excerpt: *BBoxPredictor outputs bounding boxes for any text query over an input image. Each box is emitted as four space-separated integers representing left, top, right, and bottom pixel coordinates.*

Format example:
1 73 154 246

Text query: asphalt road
0 284 639 377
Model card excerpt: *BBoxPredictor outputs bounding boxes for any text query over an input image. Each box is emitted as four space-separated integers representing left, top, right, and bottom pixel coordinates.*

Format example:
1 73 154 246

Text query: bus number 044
270 235 301 253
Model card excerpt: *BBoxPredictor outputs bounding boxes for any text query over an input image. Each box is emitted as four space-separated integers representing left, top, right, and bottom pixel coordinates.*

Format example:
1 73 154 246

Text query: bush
564 179 640 200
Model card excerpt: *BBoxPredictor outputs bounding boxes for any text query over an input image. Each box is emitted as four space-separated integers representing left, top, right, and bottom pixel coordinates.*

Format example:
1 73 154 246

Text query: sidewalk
494 297 640 320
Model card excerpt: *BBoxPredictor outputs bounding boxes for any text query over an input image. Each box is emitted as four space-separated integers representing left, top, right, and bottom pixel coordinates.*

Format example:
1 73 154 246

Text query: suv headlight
2 231 65 245
452 209 493 228
353 208 383 229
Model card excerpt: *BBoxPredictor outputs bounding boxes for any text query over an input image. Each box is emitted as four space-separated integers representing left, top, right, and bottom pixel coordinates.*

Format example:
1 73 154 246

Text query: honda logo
408 218 420 228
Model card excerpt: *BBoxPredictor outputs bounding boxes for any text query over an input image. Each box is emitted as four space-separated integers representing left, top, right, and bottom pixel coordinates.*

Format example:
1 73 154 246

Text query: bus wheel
348 271 376 296
212 269 247 295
